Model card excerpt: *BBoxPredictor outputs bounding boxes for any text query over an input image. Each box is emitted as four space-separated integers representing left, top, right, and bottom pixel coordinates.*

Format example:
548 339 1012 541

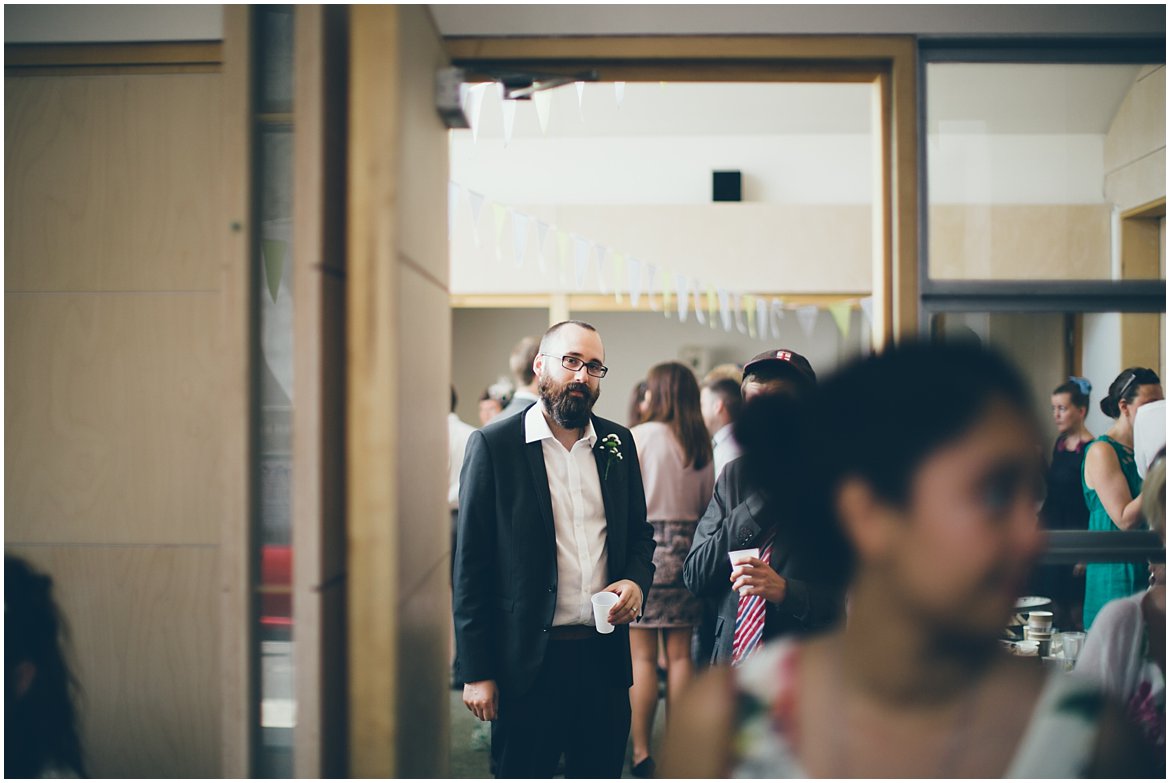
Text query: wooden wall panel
4 75 223 293
6 545 220 779
396 559 452 779
5 293 220 545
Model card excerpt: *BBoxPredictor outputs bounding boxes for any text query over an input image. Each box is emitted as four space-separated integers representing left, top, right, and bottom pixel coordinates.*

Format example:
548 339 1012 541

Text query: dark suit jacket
682 457 844 664
453 403 656 698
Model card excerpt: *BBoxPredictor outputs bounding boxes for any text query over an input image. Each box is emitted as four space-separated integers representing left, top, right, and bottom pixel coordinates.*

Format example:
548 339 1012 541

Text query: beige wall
1106 65 1166 213
5 72 224 777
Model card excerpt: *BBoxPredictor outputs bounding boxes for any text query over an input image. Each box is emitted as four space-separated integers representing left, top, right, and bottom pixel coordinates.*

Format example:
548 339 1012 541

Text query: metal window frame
916 37 1167 336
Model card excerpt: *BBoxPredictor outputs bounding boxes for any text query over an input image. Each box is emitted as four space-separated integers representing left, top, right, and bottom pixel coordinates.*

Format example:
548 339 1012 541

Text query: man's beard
538 371 600 430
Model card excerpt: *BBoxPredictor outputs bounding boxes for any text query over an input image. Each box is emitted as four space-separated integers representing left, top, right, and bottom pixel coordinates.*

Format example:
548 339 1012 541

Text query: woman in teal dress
1083 367 1164 629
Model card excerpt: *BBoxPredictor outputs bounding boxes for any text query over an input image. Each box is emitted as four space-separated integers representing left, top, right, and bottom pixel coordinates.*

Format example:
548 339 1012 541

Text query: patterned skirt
640 518 704 628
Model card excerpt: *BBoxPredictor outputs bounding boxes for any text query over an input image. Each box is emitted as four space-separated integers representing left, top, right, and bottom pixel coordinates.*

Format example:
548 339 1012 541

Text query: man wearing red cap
683 349 846 666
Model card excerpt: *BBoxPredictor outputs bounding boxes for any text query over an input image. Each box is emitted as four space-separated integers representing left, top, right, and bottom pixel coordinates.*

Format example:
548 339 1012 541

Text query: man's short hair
538 320 598 356
703 376 743 422
509 336 541 386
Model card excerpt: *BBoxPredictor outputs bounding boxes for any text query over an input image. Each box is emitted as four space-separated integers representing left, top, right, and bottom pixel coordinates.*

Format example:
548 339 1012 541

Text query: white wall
1082 313 1125 436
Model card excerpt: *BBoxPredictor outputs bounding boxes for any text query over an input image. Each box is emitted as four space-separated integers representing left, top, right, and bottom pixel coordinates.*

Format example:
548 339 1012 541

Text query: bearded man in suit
453 319 656 778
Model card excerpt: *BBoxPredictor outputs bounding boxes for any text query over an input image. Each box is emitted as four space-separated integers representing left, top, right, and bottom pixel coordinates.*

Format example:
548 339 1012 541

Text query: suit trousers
491 636 631 778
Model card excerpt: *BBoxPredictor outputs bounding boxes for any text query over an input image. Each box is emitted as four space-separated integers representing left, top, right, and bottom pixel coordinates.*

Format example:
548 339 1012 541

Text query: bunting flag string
511 211 530 268
450 183 873 346
572 235 590 289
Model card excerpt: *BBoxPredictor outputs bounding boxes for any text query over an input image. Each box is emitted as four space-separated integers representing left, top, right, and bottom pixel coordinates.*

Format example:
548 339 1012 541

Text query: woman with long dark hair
1083 367 1163 629
6 556 87 778
627 361 714 777
660 343 1157 777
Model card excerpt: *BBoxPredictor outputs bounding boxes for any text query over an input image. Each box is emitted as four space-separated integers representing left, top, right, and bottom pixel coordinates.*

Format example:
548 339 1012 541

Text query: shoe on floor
631 756 656 778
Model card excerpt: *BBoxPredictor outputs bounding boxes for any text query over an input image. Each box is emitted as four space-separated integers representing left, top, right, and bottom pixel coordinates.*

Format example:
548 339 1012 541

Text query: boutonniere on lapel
598 434 623 480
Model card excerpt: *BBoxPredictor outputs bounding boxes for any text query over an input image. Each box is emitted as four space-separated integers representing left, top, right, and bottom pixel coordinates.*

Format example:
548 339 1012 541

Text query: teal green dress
1082 436 1145 629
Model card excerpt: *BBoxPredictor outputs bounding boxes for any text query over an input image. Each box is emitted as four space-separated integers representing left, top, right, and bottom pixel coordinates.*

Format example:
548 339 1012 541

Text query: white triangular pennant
467 190 486 247
511 211 530 268
693 282 707 325
733 293 748 334
501 98 517 146
614 81 626 108
796 305 819 338
466 83 488 144
646 263 659 310
594 246 609 293
756 297 769 341
718 288 732 331
859 296 874 326
675 274 690 322
573 235 590 289
627 258 643 308
533 90 552 134
575 81 586 120
770 299 786 339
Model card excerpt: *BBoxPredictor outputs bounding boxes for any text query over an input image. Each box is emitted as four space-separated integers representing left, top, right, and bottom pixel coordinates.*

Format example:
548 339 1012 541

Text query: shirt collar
713 423 734 445
525 399 598 447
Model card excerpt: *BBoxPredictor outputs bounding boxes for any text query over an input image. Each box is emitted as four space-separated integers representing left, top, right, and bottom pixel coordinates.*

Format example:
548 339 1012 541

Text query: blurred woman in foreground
661 343 1157 778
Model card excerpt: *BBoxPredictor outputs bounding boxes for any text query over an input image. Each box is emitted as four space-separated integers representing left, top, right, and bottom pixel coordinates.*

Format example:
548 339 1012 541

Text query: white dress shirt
448 412 477 510
1134 399 1166 479
712 423 743 480
525 402 608 626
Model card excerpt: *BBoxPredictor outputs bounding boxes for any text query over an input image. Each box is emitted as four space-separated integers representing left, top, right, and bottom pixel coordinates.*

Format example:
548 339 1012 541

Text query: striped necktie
731 533 775 667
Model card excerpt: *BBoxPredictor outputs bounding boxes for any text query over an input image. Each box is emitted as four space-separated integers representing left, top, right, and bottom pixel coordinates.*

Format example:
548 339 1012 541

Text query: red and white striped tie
731 533 775 667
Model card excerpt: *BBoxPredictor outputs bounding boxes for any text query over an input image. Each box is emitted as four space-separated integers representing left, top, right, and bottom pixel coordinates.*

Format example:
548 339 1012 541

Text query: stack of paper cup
1024 611 1054 656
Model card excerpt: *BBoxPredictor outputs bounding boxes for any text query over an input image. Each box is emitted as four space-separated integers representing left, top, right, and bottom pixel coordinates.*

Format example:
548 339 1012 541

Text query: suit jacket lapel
592 418 626 577
523 419 558 554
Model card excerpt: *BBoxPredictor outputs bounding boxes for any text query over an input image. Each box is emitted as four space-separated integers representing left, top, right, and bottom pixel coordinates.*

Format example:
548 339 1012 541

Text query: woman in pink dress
628 361 715 777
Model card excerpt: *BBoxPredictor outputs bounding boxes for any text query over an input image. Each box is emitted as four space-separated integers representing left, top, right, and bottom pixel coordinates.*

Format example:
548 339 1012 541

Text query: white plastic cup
591 591 620 634
729 548 760 596
1060 631 1086 662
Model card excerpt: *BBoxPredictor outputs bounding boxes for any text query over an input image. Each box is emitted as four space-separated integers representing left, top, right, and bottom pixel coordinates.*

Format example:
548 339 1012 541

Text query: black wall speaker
712 170 742 202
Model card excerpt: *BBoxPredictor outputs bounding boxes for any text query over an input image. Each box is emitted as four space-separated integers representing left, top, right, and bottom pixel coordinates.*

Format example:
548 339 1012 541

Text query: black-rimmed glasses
542 353 608 378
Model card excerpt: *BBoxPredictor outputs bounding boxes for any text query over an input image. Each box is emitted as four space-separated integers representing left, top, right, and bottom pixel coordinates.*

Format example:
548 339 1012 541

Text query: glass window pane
926 63 1165 281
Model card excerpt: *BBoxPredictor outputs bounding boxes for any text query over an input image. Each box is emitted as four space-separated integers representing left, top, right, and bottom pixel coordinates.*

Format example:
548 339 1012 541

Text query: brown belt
548 625 597 641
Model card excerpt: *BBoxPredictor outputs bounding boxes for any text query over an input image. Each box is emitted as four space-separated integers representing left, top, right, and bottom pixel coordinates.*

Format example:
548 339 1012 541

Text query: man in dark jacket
454 320 656 777
684 349 845 666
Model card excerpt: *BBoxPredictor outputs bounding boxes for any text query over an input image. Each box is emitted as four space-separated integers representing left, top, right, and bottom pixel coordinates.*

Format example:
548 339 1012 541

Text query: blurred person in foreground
684 350 844 668
661 342 1158 778
1083 367 1164 629
627 362 715 777
6 555 87 778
